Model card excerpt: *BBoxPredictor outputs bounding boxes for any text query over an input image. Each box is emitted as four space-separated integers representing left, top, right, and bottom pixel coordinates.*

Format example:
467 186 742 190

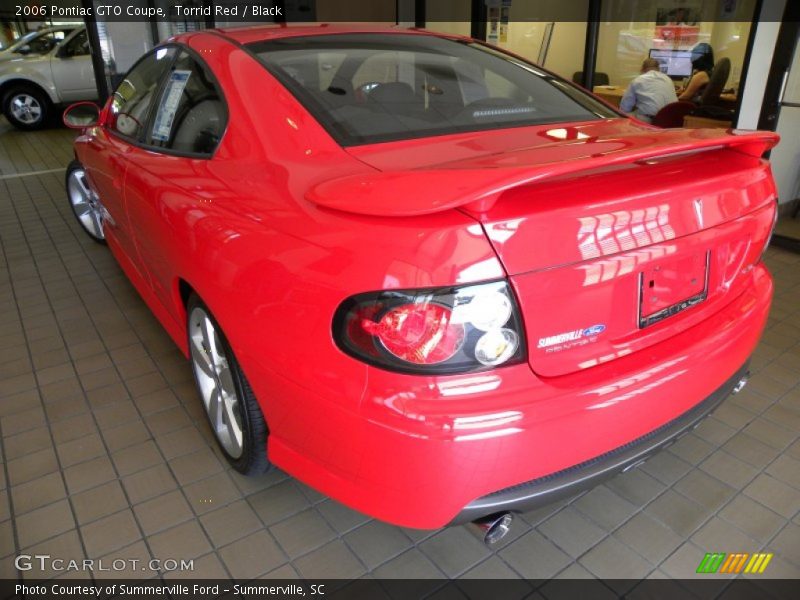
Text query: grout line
0 419 22 585
27 166 393 581
0 168 65 181
16 171 174 579
1 175 94 582
27 168 244 581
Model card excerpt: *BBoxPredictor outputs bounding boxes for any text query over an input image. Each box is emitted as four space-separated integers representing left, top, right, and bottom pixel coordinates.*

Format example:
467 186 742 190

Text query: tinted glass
25 29 70 54
247 34 615 145
146 51 226 155
110 47 177 141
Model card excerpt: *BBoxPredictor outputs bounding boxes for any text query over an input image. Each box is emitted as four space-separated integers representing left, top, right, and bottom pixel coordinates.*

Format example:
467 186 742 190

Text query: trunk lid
308 119 778 377
456 133 777 377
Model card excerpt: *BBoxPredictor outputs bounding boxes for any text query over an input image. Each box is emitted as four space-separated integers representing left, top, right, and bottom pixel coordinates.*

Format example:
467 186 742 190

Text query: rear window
247 34 616 146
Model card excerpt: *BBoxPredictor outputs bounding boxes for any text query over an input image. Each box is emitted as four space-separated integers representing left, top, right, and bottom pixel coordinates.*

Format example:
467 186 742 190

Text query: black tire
65 160 106 244
186 294 271 475
2 84 52 130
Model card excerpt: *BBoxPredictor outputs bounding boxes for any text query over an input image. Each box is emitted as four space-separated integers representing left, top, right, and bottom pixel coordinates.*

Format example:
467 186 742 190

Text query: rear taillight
334 280 526 374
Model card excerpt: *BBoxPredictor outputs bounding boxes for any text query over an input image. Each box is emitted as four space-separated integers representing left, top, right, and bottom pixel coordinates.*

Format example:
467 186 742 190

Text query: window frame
105 43 229 160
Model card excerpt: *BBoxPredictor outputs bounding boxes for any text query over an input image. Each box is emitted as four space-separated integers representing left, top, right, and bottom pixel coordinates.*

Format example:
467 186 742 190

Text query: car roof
208 23 466 46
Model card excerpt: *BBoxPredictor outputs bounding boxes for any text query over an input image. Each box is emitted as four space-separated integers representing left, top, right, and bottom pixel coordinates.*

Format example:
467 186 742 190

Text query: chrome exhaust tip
732 373 750 394
472 512 513 545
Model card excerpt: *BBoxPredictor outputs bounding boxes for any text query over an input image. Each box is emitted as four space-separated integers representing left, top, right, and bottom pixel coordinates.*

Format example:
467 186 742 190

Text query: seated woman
678 43 714 102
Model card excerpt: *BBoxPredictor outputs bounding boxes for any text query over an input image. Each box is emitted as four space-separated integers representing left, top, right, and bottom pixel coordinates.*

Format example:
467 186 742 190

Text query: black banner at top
0 0 770 23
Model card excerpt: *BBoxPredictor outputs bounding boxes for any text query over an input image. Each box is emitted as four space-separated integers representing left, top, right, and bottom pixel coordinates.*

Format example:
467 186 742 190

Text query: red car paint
70 25 779 529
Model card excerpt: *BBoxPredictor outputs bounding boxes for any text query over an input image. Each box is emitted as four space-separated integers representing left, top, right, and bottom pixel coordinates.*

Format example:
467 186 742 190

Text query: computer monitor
649 49 694 79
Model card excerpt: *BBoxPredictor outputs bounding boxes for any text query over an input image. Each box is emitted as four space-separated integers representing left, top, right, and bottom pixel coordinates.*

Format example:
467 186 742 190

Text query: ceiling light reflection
454 427 523 442
452 410 522 430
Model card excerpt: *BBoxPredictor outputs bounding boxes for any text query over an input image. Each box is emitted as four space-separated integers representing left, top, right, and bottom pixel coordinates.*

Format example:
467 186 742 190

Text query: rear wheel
66 160 106 244
187 295 271 475
2 84 51 130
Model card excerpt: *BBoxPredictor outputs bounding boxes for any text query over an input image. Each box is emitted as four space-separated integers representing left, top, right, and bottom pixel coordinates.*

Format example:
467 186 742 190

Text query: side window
27 30 67 54
110 47 177 141
60 29 90 57
146 51 226 155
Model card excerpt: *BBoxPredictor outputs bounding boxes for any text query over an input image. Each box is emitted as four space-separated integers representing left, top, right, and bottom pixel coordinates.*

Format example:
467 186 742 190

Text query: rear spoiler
306 128 779 217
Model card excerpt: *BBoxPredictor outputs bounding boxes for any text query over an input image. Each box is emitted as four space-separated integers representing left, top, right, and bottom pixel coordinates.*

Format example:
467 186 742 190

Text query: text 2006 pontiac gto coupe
63 25 778 540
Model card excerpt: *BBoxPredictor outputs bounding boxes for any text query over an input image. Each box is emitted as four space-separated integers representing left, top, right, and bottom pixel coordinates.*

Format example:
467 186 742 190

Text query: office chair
691 58 734 120
652 101 696 128
699 58 731 106
572 71 610 86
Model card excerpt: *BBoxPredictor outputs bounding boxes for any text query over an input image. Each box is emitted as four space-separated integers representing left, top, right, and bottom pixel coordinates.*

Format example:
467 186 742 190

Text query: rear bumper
267 264 772 529
451 361 749 524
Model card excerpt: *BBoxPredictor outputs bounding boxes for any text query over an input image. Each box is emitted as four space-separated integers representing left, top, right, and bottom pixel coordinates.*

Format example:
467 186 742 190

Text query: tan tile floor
0 121 799 586
775 212 800 240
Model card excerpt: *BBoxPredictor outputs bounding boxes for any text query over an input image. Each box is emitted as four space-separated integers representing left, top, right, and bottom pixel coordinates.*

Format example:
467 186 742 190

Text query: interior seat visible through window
109 47 178 141
148 51 227 156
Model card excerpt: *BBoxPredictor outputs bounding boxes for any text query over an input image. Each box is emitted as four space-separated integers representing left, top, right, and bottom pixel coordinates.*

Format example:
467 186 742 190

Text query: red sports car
64 25 778 539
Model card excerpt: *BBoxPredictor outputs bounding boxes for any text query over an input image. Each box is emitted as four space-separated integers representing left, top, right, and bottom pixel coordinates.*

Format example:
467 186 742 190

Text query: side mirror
15 44 31 55
63 102 101 128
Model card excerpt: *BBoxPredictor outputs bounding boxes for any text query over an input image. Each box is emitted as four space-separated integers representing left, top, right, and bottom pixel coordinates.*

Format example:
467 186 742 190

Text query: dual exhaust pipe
732 373 749 394
471 512 514 545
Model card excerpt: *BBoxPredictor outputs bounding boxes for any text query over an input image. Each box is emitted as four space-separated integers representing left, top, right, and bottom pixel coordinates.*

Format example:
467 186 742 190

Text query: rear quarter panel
127 34 504 474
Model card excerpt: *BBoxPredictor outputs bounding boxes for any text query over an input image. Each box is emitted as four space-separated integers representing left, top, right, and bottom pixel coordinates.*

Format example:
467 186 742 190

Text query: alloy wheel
189 306 245 458
67 167 105 241
9 93 42 125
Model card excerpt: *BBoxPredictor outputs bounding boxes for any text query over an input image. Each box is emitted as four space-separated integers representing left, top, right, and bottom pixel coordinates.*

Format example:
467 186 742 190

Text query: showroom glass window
248 34 615 145
145 51 227 156
109 47 177 141
424 0 591 83
596 0 758 95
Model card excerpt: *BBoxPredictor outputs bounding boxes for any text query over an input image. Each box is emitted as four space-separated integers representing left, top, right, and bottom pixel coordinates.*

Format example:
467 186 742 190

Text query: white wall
100 21 151 72
425 0 472 37
487 0 589 80
737 0 787 129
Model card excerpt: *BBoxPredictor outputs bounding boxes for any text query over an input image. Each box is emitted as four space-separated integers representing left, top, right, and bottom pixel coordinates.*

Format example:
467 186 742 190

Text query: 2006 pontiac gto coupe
64 25 779 537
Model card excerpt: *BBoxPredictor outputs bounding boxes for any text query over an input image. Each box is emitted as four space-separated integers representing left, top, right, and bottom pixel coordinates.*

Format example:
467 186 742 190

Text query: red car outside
64 25 779 535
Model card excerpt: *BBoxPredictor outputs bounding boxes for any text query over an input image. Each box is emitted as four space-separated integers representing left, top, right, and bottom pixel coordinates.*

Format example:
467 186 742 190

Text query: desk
593 86 624 107
683 115 732 129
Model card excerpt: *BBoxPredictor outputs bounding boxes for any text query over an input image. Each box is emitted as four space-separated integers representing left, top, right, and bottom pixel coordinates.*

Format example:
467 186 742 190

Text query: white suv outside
0 27 98 129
